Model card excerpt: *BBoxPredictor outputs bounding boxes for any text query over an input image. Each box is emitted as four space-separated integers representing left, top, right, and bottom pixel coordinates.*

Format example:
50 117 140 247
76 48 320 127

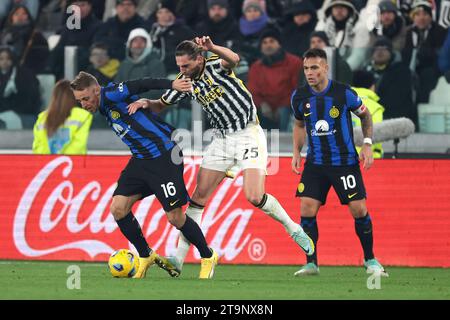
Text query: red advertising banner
0 155 449 267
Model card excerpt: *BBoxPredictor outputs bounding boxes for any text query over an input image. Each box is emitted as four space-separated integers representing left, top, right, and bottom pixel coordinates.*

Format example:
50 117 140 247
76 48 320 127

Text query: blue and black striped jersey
291 80 362 166
99 79 175 159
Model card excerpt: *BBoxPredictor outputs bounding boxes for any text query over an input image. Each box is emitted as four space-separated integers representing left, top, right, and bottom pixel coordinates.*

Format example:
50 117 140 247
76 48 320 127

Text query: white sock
175 204 204 267
259 193 301 235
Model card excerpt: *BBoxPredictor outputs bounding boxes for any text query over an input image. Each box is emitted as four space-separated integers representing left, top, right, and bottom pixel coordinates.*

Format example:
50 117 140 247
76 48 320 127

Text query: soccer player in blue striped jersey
70 72 219 279
290 49 388 277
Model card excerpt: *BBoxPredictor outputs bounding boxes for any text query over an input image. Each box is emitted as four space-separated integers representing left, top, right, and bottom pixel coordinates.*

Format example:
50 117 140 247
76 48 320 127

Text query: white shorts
201 123 268 174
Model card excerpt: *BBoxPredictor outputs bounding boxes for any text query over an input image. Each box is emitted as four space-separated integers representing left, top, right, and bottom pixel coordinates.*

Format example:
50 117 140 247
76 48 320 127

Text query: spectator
47 0 101 79
438 28 450 83
247 29 301 131
402 0 447 103
0 47 40 128
299 31 353 85
94 0 148 61
115 28 166 100
239 0 279 66
281 0 318 58
315 0 369 70
368 1 408 53
365 37 417 128
196 0 242 50
36 0 66 33
86 42 120 86
33 79 93 154
149 1 195 75
351 70 384 159
0 5 49 74
0 0 39 22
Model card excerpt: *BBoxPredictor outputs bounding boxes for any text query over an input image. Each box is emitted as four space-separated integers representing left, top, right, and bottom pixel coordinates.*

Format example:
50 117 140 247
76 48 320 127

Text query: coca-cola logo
13 156 255 261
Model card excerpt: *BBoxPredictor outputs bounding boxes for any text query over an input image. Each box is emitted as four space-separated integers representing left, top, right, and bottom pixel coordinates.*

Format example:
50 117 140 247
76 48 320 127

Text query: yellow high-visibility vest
352 87 385 159
32 107 93 155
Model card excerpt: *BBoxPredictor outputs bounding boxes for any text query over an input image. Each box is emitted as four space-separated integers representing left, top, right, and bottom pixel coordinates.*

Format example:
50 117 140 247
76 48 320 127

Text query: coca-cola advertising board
1 155 449 267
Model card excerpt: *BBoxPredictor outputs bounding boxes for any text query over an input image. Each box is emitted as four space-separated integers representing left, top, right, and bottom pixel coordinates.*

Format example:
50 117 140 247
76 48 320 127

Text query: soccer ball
108 249 140 278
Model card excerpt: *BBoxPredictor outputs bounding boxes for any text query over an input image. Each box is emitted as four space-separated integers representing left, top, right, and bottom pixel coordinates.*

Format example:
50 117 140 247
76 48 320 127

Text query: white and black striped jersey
160 55 258 133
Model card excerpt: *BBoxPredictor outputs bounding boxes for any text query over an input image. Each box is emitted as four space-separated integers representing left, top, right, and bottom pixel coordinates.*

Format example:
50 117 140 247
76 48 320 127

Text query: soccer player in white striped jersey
127 36 314 277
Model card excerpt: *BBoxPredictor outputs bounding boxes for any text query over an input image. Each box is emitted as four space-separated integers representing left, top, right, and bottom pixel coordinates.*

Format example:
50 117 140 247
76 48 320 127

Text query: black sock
301 216 319 265
355 213 374 261
179 215 212 258
116 212 151 258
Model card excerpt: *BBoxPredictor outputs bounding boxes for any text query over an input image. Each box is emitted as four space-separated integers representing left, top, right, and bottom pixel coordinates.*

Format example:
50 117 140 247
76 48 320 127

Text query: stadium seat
0 111 22 129
36 74 56 110
429 76 450 105
418 104 450 133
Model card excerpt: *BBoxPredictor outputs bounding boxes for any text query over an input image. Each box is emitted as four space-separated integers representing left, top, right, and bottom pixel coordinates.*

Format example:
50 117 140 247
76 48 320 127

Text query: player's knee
110 202 128 220
166 210 184 228
301 201 319 217
348 201 367 218
245 192 263 206
192 187 209 204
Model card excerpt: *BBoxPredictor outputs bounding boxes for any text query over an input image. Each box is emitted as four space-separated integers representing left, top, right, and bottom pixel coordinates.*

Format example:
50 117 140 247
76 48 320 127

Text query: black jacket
150 21 195 74
0 66 41 115
402 22 447 72
94 14 149 60
195 14 241 51
48 13 101 79
0 24 49 74
366 59 417 128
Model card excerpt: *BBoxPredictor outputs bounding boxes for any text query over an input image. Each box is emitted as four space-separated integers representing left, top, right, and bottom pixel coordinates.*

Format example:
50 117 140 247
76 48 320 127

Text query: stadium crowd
0 0 449 134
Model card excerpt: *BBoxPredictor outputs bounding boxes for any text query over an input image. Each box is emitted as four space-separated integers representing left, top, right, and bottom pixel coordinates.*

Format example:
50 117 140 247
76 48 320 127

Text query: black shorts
296 162 367 205
113 146 189 212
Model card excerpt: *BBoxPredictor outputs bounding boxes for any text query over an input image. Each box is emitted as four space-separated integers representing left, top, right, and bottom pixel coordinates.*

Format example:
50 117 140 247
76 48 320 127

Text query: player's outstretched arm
126 78 192 95
292 119 306 175
195 36 240 69
128 99 166 114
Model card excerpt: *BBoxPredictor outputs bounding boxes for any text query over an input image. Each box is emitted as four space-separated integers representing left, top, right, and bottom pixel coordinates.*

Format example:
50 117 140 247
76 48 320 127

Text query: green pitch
0 261 449 300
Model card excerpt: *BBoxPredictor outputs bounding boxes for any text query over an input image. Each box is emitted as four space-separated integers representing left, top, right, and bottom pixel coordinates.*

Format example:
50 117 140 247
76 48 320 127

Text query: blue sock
354 213 374 261
116 212 151 258
301 216 318 265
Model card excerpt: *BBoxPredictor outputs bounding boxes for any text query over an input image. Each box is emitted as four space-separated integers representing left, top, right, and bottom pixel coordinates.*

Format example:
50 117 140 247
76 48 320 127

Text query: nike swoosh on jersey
348 192 358 199
170 199 180 206
304 112 312 117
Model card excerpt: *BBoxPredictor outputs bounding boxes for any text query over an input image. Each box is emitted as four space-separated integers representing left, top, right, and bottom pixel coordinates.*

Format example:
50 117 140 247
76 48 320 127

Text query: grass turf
0 261 449 300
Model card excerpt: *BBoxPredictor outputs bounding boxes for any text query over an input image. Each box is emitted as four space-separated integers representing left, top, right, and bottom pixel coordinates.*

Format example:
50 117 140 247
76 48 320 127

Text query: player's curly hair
175 40 203 59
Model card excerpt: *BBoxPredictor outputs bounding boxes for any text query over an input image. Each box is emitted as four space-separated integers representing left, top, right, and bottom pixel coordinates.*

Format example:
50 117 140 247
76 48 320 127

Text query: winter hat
208 0 229 9
242 0 266 13
285 0 315 16
410 0 433 18
378 1 398 13
324 0 357 17
126 28 152 49
259 28 282 47
116 0 137 6
157 0 177 14
372 36 393 53
310 31 330 46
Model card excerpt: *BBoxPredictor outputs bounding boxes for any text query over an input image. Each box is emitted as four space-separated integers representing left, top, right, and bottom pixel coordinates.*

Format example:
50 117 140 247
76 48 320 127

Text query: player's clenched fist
172 78 192 92
195 36 214 51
